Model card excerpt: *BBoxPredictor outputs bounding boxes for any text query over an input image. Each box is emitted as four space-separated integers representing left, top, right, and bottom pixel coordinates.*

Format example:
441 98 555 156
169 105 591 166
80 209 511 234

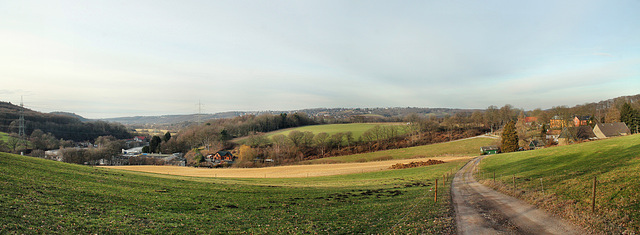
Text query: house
134 136 147 142
573 116 591 127
593 123 631 139
205 151 237 163
480 146 499 155
528 140 545 150
517 116 539 126
558 126 597 145
550 116 568 129
545 129 562 143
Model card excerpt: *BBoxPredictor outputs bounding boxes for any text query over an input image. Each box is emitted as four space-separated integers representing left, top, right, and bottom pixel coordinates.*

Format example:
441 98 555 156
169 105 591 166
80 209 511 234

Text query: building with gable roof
593 123 631 139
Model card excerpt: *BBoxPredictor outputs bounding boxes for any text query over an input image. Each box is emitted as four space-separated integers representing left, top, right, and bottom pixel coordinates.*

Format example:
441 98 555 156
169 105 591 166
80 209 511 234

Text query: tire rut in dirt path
451 156 586 235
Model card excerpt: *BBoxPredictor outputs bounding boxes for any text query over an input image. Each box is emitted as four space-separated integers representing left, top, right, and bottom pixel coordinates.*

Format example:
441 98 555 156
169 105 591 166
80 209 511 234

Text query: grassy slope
0 152 463 234
0 132 8 142
266 123 407 139
306 137 498 164
478 134 640 233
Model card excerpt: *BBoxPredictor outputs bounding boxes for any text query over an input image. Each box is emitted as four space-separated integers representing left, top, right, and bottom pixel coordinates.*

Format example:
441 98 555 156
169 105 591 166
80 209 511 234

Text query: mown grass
477 134 640 233
0 152 464 234
306 136 497 164
266 123 408 140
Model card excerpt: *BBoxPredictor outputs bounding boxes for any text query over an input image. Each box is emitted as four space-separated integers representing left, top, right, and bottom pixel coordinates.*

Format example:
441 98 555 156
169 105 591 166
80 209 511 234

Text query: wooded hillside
0 101 131 142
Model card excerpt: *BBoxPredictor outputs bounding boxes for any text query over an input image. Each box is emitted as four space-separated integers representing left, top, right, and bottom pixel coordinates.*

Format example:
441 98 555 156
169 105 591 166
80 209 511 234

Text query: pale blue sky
1 0 639 118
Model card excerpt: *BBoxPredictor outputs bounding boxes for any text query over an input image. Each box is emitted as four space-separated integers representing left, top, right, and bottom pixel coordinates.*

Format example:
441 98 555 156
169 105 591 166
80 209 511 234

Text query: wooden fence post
513 175 516 194
443 175 445 187
493 171 495 183
540 178 544 195
435 179 438 202
592 175 597 213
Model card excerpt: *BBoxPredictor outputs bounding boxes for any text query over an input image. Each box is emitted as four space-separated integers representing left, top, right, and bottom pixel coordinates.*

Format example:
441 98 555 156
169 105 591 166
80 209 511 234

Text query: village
481 115 632 155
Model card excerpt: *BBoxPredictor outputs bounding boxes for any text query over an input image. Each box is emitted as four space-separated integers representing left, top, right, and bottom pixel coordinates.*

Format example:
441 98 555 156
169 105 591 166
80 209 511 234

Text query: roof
574 116 591 121
559 126 596 139
480 146 499 151
595 123 631 138
524 117 538 123
529 140 544 147
546 130 561 135
216 151 233 156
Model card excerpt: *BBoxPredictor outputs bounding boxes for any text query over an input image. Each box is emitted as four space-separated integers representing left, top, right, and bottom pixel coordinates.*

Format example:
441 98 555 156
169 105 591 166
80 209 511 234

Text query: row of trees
144 113 320 156
0 129 77 154
59 136 125 164
230 123 486 166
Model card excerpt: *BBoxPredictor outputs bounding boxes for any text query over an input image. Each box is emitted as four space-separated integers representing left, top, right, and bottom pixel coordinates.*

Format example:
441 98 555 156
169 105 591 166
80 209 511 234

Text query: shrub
390 159 446 169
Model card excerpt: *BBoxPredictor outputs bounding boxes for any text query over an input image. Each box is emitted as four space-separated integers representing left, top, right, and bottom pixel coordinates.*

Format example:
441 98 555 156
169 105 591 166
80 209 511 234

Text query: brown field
101 156 472 178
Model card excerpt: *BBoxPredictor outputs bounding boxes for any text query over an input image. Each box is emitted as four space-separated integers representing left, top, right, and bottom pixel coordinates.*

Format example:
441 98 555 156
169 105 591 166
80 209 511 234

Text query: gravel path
452 156 586 234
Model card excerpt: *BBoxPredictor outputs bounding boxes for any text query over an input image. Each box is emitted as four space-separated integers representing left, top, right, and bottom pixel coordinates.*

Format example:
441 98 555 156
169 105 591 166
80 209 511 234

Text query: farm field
265 123 408 139
306 136 497 164
103 155 472 178
477 134 640 233
1 152 462 234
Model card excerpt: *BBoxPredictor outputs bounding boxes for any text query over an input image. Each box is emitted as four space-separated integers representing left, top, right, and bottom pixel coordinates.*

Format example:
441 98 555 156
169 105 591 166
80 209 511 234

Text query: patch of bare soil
101 156 471 178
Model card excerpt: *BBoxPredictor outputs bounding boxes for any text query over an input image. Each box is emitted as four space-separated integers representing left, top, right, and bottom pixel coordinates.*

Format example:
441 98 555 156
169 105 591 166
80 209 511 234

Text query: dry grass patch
102 156 473 178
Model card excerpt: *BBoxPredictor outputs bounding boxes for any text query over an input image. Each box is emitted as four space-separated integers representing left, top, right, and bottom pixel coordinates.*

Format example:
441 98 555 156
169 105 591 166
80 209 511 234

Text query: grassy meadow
266 123 408 140
0 152 464 234
0 131 9 142
306 136 497 164
477 134 640 233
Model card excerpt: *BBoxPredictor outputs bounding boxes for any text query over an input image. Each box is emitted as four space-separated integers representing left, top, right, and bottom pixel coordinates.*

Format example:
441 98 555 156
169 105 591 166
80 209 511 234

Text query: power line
196 100 204 125
18 96 27 152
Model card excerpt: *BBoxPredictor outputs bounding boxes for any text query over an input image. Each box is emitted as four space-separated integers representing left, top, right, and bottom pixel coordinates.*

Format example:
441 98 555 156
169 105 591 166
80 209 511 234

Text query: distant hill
0 101 131 141
102 107 473 125
49 111 91 122
99 93 640 126
101 111 250 125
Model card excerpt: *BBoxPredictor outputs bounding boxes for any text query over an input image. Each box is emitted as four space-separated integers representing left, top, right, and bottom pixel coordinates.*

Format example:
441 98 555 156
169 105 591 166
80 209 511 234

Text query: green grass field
306 136 498 164
0 152 464 234
266 123 408 140
477 134 640 233
0 132 9 142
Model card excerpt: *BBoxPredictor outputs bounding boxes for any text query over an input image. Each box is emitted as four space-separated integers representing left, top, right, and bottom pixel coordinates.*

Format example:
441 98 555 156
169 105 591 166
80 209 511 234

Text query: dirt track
101 156 471 178
452 156 586 234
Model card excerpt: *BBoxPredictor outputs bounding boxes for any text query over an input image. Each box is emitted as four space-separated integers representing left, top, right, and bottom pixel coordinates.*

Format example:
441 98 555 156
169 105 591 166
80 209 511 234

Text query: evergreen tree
540 124 548 144
501 121 519 152
620 103 638 133
149 136 162 153
163 132 172 142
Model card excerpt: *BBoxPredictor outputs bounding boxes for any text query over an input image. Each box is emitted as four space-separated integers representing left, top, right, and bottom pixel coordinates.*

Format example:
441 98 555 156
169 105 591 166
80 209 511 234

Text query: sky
1 0 639 119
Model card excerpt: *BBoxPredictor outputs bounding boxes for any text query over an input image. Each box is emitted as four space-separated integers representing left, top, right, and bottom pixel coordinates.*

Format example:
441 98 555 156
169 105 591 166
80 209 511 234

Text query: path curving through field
452 156 586 234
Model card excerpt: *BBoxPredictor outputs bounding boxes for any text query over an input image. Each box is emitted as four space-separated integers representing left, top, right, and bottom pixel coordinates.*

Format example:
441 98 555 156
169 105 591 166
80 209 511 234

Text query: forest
0 101 131 142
